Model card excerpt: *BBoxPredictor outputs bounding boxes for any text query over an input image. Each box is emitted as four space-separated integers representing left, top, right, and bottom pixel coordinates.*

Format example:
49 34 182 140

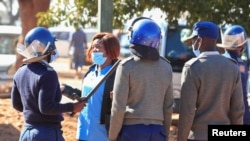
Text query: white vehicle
158 23 195 113
0 25 21 97
48 26 74 57
159 23 250 113
49 27 98 57
0 25 21 77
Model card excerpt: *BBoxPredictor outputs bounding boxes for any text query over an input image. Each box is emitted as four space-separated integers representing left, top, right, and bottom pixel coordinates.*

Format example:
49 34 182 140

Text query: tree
37 0 98 29
37 0 250 33
15 0 50 70
0 0 19 25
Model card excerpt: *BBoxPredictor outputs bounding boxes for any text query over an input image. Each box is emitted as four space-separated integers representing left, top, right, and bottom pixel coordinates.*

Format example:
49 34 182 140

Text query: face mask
91 52 107 65
49 49 58 63
192 38 201 57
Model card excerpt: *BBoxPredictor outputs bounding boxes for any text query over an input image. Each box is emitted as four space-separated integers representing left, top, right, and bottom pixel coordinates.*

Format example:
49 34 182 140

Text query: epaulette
184 57 199 67
45 65 54 71
228 57 237 64
120 56 134 65
39 61 54 71
236 57 244 63
159 56 170 63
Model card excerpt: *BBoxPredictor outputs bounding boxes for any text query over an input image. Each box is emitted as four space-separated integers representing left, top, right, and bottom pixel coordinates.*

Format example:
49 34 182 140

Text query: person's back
72 29 86 52
177 21 244 141
109 17 173 141
13 62 66 124
179 54 243 139
117 56 173 123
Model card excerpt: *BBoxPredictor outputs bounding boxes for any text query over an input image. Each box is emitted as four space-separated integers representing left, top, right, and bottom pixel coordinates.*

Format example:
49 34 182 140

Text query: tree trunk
15 0 50 70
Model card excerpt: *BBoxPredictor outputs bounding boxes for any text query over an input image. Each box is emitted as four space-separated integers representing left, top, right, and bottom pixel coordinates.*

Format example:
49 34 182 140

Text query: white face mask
222 50 231 58
192 38 202 57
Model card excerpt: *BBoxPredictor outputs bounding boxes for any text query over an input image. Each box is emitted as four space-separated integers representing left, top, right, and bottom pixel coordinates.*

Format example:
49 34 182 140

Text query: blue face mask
91 52 107 65
192 46 200 57
50 49 58 63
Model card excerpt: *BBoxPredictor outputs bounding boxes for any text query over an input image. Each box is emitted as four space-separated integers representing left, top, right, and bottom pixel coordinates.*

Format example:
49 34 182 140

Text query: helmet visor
17 40 50 59
220 31 247 48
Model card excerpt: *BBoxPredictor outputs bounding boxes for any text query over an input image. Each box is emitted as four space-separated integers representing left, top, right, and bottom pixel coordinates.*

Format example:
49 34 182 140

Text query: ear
197 37 203 46
197 37 202 42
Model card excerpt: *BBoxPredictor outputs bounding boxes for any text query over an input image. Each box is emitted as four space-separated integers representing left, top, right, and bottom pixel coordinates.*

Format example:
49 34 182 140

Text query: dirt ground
0 57 178 141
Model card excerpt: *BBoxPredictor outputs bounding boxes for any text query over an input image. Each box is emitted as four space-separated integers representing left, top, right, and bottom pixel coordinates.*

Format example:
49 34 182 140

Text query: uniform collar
199 51 220 57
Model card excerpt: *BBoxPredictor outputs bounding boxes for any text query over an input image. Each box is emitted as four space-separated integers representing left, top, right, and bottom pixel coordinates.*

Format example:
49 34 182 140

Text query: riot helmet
129 17 161 49
217 25 247 50
17 27 57 63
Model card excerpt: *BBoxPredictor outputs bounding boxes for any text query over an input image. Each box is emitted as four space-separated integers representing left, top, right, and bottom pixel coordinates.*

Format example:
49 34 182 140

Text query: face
92 39 106 56
91 38 110 67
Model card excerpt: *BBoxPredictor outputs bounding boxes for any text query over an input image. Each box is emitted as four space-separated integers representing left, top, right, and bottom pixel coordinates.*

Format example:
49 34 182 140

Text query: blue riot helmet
20 27 57 63
129 17 161 49
217 25 247 50
25 27 56 54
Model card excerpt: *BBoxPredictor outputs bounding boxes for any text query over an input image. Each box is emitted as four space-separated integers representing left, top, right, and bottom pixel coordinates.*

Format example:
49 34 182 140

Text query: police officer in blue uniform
217 25 250 124
11 27 86 141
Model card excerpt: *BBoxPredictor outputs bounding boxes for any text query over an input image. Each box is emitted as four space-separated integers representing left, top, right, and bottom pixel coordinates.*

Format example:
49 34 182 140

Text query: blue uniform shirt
229 52 250 124
76 64 112 140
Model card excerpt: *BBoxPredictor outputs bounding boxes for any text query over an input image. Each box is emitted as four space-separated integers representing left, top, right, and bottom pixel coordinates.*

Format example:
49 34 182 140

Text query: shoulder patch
239 64 246 73
185 58 199 66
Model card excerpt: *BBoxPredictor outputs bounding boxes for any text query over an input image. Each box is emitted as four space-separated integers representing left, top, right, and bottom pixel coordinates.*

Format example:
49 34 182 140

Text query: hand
60 84 65 92
110 91 113 99
72 101 87 112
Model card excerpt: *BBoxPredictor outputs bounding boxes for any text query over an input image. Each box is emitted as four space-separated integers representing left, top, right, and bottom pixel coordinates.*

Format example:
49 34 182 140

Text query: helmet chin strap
239 46 245 55
48 53 52 63
22 54 49 63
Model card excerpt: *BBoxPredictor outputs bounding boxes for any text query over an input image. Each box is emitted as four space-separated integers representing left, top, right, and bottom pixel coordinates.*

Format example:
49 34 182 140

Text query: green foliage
37 0 250 33
37 0 98 29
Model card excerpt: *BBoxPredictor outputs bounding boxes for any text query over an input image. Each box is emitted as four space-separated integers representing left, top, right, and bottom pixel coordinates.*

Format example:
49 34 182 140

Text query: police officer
178 21 244 141
109 17 174 141
11 27 86 141
217 25 250 125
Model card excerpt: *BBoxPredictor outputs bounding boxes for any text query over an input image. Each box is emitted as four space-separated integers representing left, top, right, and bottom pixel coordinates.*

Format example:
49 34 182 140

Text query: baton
80 59 121 101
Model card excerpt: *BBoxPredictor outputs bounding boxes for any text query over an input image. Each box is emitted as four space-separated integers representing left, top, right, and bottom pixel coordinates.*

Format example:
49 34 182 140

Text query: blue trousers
118 124 166 141
19 124 65 141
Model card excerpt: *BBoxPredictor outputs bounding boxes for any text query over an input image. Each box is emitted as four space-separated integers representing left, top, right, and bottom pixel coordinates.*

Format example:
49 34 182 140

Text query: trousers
19 124 64 141
118 124 166 141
